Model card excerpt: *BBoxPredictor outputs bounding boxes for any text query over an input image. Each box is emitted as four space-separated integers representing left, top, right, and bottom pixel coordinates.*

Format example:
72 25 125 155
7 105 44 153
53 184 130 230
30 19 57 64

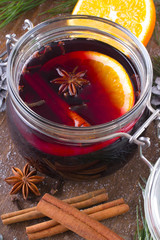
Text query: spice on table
1 188 108 225
26 198 128 240
50 178 64 195
1 188 129 240
1 207 43 225
4 163 45 200
36 193 126 240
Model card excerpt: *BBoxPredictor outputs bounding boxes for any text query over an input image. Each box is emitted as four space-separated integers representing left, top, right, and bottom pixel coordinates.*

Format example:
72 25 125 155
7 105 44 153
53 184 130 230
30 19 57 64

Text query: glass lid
144 158 160 240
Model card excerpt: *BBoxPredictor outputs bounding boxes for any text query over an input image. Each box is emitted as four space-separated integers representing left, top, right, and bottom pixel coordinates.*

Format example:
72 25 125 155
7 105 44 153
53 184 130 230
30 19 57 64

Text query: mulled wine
7 38 145 179
19 38 138 127
6 16 152 180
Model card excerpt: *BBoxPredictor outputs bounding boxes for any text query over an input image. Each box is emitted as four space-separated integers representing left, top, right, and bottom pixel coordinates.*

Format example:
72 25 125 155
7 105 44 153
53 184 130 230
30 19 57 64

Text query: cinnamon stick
1 188 107 224
25 73 90 127
63 188 106 204
37 193 125 240
1 210 44 225
71 192 108 208
83 197 125 214
1 206 37 220
26 198 125 234
27 204 129 240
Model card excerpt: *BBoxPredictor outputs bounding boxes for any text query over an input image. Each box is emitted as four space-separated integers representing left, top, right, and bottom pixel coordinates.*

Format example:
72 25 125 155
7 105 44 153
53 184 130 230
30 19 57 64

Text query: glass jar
6 15 153 180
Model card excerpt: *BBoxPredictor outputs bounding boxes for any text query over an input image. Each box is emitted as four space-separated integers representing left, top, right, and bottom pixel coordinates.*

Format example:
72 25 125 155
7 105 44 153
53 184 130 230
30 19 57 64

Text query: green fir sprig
0 0 47 29
134 199 153 240
0 0 77 29
134 180 153 240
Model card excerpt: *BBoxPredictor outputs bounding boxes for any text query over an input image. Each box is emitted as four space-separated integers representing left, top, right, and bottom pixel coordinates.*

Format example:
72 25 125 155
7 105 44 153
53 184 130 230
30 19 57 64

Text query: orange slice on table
72 0 156 46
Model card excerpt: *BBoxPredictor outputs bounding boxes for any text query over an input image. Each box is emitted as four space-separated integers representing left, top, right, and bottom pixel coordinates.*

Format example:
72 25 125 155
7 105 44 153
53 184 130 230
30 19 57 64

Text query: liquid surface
19 38 138 126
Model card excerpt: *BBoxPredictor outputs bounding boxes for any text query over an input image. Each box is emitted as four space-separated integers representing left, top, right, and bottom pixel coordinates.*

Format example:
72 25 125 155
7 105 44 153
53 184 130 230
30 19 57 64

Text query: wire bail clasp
6 19 34 56
129 108 160 170
23 19 34 31
138 137 153 170
0 19 34 69
6 33 18 56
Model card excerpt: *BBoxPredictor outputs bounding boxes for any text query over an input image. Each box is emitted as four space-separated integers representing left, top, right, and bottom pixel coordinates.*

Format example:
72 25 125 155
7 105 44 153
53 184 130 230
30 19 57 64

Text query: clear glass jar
6 15 153 180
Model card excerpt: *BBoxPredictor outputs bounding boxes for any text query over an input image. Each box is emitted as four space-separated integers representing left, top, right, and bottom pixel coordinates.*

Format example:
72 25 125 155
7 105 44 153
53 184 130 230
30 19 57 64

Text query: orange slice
72 0 156 46
80 51 135 114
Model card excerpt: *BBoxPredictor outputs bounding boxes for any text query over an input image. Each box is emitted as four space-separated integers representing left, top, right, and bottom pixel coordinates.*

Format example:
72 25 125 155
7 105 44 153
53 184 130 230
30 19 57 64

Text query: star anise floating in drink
5 163 45 200
51 67 89 96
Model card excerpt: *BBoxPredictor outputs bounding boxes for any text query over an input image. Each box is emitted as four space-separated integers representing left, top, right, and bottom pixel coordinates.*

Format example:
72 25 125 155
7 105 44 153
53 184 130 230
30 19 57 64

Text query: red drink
6 38 148 179
20 38 137 124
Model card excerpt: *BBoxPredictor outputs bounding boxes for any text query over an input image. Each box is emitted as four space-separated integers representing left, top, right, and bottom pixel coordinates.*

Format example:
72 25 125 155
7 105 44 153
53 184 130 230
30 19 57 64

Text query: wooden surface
0 1 160 240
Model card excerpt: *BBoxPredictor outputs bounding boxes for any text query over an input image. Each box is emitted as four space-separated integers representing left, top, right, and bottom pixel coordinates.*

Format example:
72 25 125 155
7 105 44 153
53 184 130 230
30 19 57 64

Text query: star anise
51 67 89 96
5 163 45 200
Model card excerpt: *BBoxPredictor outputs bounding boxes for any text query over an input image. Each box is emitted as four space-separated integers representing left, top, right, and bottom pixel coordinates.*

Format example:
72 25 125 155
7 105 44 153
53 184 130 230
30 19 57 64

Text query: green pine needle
134 179 153 240
134 198 153 240
0 0 47 29
0 0 78 29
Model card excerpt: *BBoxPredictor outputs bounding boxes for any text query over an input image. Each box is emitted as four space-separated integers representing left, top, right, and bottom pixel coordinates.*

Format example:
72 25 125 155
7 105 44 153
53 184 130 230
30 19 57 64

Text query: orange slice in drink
72 0 156 46
43 50 135 121
80 51 135 115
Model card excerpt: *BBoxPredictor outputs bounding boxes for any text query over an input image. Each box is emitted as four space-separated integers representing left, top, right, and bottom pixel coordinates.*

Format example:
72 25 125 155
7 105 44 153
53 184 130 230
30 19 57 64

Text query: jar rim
6 15 153 140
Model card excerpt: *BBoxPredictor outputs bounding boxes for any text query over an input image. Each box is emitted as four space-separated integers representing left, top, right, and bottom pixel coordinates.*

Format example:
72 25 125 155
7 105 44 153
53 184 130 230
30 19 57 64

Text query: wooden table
0 1 160 239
